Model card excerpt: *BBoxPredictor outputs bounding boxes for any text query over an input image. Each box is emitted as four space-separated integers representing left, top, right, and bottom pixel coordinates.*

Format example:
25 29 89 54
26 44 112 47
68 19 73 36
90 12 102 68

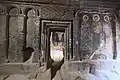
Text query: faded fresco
80 13 113 59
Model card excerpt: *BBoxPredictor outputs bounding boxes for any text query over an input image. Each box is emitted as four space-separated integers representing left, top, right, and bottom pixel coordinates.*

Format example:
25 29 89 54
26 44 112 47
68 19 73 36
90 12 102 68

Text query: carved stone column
73 17 79 60
0 6 8 63
8 14 24 62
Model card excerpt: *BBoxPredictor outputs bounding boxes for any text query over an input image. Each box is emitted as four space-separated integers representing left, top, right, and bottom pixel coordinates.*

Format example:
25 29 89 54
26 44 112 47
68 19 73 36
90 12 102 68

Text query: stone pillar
25 15 40 63
73 17 80 60
0 13 7 63
8 14 24 62
32 16 41 63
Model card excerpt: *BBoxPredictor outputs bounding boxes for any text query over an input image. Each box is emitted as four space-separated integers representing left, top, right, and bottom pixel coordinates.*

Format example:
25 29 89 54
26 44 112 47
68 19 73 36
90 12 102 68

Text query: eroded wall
0 1 120 64
74 11 117 60
0 3 74 63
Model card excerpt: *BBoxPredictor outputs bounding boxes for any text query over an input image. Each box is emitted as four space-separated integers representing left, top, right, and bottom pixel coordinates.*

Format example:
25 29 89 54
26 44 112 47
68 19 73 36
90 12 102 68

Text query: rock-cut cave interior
0 0 120 80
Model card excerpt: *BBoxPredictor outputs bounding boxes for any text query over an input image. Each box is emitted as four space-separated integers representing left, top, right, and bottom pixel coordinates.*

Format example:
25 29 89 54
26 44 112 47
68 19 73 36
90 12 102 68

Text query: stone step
0 63 39 75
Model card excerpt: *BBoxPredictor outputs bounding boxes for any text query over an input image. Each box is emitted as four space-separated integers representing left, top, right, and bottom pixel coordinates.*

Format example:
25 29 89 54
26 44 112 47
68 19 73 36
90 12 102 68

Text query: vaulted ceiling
1 0 120 9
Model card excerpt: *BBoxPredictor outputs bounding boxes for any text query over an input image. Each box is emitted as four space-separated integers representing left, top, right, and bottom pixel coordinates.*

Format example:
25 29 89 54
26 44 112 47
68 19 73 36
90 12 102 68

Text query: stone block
53 70 62 80
36 68 51 80
0 63 39 75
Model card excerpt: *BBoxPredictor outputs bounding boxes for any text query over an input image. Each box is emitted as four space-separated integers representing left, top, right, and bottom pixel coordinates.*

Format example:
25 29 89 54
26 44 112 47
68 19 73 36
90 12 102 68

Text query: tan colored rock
36 68 51 80
52 70 62 80
60 62 69 80
0 75 9 80
5 75 29 80
5 68 51 80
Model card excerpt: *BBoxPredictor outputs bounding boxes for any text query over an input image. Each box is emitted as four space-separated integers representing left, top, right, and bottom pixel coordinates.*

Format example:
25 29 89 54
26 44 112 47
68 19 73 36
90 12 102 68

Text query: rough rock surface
52 70 62 80
36 68 51 80
1 59 120 80
55 59 120 80
0 66 51 80
5 75 29 80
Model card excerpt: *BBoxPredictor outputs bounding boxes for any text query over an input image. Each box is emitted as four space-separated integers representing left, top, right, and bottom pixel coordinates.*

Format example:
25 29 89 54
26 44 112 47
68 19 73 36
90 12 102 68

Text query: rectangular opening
49 28 65 62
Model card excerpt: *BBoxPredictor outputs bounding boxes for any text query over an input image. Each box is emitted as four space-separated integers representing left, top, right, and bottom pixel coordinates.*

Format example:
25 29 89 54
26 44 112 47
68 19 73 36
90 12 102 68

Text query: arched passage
23 6 40 63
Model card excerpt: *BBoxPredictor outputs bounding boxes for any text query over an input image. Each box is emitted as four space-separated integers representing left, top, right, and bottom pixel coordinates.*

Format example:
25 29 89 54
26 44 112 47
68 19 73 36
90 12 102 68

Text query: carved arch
6 4 21 15
23 6 39 16
75 9 82 18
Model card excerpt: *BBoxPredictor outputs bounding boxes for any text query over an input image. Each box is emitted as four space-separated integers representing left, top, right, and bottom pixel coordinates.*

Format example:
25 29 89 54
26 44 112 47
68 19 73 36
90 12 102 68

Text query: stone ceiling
3 0 120 3
1 0 120 9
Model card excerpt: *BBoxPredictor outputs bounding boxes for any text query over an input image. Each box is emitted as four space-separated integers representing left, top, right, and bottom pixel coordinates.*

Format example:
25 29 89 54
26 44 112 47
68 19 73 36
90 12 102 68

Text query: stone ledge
0 63 39 75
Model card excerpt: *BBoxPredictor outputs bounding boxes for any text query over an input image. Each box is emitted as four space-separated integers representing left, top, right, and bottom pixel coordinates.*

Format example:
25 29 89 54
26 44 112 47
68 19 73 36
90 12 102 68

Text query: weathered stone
53 70 62 80
36 68 51 80
5 75 29 80
0 15 7 64
0 3 74 63
0 75 9 80
41 5 73 20
0 63 39 75
8 16 24 62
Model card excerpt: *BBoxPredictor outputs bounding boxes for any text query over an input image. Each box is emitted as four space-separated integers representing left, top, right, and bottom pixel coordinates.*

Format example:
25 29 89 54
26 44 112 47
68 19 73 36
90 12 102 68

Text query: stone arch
23 6 39 16
6 5 21 15
75 9 82 18
9 8 19 15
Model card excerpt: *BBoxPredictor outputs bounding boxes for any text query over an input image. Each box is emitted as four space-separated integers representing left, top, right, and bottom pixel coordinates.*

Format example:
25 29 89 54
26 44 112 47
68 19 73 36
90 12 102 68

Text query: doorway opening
49 28 65 79
41 19 73 80
49 28 65 62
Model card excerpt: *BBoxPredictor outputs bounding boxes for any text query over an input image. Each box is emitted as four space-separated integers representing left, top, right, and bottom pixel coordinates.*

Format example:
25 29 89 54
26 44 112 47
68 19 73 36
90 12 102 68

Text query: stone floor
1 59 120 80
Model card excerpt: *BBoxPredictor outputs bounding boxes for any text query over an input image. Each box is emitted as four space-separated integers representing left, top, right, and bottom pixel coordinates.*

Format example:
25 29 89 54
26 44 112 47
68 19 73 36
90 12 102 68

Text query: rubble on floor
1 59 120 80
36 68 51 80
53 59 120 80
52 70 62 80
0 63 50 80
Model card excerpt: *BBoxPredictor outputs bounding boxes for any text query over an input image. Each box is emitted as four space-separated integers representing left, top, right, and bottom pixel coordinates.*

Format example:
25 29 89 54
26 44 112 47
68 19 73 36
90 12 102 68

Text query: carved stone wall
0 13 7 63
41 5 73 20
0 2 74 63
